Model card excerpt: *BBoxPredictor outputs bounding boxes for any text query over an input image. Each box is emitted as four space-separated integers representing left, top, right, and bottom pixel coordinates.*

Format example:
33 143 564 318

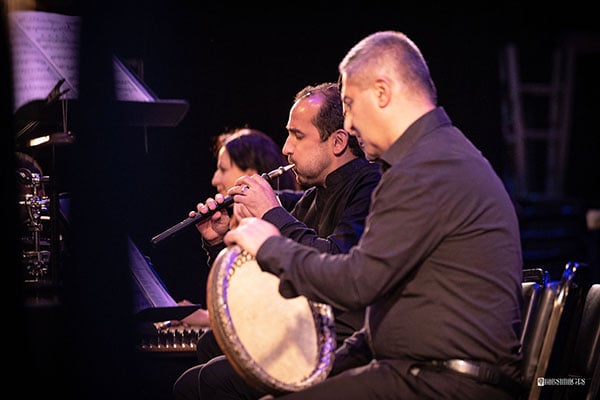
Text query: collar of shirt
316 157 371 202
324 157 370 188
379 107 452 171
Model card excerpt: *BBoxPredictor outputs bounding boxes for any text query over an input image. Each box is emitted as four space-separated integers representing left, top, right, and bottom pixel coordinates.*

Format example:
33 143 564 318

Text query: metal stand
18 168 51 282
18 96 73 304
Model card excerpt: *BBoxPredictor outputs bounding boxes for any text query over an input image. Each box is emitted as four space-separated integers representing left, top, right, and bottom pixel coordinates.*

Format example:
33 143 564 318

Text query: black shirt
257 108 523 379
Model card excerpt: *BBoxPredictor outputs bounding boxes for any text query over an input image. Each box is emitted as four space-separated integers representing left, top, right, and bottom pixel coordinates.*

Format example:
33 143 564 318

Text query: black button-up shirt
257 107 523 379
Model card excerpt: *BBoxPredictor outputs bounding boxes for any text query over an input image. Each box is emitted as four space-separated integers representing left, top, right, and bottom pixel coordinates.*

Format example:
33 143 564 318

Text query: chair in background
559 283 599 400
520 267 548 390
523 268 550 286
520 262 581 400
521 281 543 354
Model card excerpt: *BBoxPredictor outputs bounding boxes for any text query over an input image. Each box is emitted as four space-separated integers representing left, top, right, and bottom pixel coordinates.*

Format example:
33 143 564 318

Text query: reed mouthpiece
263 164 295 181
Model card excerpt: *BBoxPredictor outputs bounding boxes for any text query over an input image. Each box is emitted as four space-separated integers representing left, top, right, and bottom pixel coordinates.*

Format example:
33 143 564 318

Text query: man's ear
374 78 391 108
331 129 350 156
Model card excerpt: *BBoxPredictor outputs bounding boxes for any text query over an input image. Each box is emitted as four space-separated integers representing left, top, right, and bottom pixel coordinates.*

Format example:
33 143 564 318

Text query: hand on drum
224 217 281 256
189 194 231 245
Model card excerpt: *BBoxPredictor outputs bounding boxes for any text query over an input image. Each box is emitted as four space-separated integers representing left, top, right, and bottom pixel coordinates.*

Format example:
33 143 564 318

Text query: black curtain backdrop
113 5 599 302
17 1 599 302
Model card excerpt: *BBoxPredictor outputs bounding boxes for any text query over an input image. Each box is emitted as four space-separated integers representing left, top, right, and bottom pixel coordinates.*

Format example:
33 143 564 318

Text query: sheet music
9 10 154 112
128 237 177 314
113 55 154 103
9 11 80 111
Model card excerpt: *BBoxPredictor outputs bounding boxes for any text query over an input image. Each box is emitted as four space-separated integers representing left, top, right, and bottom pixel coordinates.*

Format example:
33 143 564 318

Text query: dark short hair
294 82 364 158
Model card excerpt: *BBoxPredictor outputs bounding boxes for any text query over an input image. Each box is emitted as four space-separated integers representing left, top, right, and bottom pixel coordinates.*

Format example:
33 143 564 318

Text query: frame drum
207 245 336 394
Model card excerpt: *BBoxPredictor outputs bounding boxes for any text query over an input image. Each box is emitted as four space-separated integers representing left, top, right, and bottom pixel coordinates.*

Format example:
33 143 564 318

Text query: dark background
4 2 600 399
124 5 599 301
39 2 600 303
9 1 598 302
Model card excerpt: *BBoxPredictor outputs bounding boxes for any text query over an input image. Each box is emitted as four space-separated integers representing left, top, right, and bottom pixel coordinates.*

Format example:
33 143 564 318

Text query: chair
560 283 600 400
521 267 548 350
523 268 550 286
520 262 580 400
521 282 543 349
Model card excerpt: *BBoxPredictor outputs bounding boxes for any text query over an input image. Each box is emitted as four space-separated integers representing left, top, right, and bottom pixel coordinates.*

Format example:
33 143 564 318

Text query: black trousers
195 330 223 364
173 353 266 400
175 331 516 400
193 357 515 400
173 330 235 400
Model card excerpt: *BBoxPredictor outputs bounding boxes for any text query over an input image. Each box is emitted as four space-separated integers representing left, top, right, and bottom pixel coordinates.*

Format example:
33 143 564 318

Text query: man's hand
190 193 231 245
228 174 281 218
224 217 281 256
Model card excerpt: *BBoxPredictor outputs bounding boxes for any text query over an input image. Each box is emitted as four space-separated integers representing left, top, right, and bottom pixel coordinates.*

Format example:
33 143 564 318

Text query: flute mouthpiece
264 164 295 181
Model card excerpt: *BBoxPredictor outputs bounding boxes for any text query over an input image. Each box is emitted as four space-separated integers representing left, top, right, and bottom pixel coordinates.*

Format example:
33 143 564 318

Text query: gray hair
339 31 437 104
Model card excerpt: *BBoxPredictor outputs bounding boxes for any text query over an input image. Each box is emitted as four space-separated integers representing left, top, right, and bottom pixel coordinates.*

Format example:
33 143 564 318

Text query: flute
151 164 295 246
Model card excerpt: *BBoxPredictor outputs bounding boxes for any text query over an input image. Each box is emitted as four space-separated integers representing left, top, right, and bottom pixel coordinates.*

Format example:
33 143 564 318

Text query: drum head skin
207 245 336 394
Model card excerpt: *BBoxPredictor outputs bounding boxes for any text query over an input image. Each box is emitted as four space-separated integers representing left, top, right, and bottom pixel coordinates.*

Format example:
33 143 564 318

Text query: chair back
521 281 543 347
521 262 580 400
567 283 600 400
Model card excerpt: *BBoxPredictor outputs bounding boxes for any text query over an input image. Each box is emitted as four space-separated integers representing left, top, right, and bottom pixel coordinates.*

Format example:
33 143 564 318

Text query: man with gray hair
222 31 524 399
